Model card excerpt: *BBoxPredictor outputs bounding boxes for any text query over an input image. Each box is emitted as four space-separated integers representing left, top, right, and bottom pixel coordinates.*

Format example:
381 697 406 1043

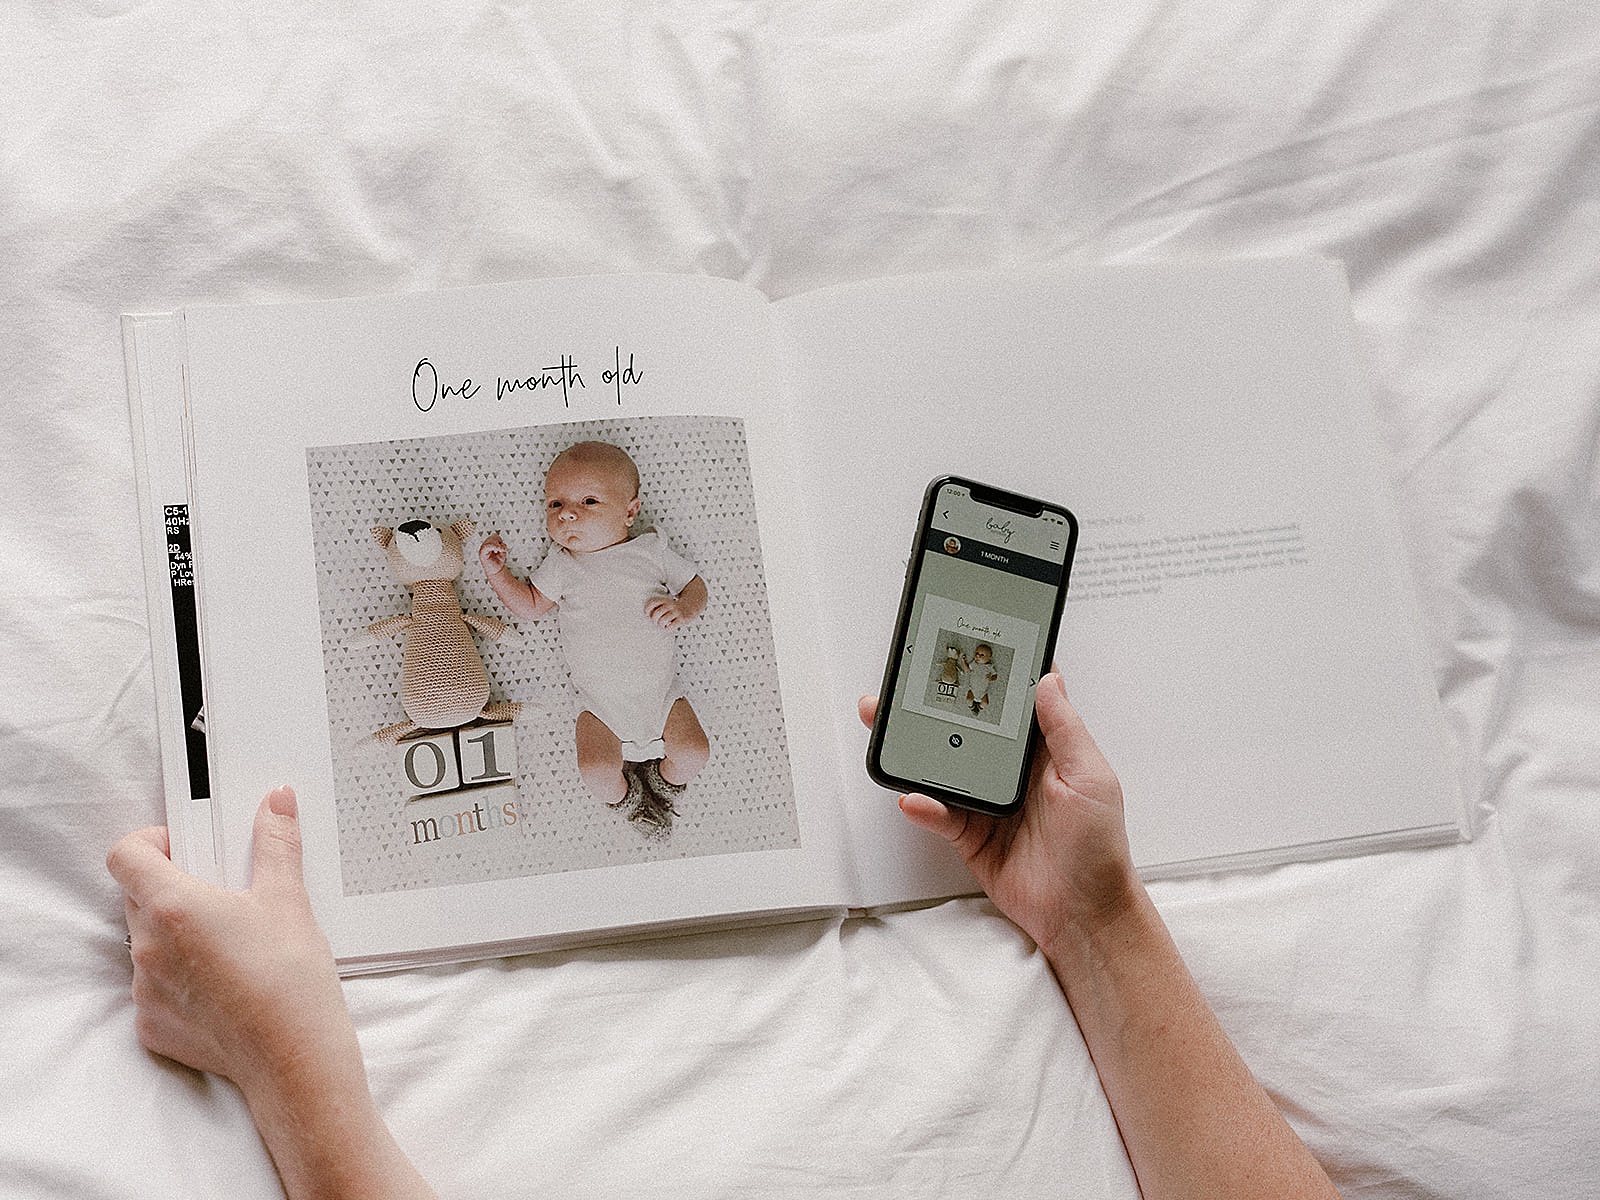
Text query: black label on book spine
164 504 210 799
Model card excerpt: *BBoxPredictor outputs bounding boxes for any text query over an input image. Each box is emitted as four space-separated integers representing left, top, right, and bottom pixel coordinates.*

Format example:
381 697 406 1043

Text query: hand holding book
107 788 437 1199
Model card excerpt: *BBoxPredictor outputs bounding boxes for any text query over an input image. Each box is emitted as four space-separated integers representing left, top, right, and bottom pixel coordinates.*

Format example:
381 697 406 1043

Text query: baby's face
972 646 992 664
544 457 640 553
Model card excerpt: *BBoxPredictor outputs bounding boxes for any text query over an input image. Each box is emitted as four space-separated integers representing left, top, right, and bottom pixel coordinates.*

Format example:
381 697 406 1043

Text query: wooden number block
393 722 516 801
458 721 516 787
396 730 461 797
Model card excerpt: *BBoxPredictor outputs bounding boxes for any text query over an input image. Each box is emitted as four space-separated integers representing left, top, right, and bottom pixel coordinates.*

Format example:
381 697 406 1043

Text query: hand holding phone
860 673 1134 949
867 476 1076 815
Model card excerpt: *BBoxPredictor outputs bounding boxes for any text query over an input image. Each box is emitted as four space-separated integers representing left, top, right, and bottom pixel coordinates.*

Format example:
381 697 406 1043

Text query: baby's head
544 441 641 553
972 643 993 664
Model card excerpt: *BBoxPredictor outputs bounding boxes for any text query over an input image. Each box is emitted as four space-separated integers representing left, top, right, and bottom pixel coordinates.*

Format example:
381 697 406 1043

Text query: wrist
1037 863 1152 984
236 1022 369 1115
240 1049 395 1194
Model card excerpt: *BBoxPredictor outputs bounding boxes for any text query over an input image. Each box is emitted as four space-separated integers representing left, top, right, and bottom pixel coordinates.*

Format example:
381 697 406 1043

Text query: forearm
676 574 707 620
1045 888 1339 1200
243 1059 435 1200
484 564 549 622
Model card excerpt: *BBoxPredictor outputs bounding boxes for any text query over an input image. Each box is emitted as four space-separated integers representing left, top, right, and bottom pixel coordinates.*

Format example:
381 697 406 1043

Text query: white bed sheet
3 2 1598 1196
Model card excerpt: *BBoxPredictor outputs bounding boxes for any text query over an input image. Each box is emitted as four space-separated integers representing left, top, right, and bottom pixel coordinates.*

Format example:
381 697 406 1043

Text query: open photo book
122 257 1466 973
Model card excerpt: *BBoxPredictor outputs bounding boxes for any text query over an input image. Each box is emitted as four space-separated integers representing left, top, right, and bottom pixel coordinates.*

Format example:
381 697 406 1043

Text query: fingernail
267 786 298 818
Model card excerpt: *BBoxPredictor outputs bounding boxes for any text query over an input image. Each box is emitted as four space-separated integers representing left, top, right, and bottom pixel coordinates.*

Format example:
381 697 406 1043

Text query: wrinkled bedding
3 3 1597 1196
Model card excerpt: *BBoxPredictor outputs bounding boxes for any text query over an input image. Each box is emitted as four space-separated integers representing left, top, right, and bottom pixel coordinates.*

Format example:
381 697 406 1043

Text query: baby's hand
645 595 691 629
479 533 509 575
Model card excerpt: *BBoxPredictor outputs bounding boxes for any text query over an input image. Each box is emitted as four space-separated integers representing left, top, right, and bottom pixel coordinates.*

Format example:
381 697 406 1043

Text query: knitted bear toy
363 518 519 744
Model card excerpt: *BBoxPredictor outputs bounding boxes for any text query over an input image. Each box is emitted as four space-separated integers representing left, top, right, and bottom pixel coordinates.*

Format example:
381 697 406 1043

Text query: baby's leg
574 711 626 805
659 698 709 786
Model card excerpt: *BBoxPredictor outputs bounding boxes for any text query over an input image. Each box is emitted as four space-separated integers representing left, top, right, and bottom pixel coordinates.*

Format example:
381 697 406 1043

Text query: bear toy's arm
462 612 516 644
351 613 412 647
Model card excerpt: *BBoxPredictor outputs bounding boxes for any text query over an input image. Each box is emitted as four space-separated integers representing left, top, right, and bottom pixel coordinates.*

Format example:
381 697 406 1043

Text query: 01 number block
394 721 516 799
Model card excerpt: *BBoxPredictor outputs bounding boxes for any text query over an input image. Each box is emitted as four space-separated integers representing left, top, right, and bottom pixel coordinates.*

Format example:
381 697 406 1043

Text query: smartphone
867 475 1077 815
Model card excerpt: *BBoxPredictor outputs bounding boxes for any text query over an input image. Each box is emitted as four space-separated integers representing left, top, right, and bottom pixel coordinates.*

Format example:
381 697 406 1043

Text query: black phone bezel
866 474 1077 816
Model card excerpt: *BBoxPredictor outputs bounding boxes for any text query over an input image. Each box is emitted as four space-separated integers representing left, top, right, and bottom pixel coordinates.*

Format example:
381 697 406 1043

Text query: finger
122 895 167 973
896 792 966 840
857 695 878 728
897 794 1000 865
1033 672 1116 783
123 896 148 949
249 786 307 899
106 826 178 907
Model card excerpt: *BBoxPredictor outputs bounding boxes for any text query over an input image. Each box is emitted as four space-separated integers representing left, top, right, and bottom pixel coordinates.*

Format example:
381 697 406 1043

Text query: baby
479 441 709 835
963 643 998 715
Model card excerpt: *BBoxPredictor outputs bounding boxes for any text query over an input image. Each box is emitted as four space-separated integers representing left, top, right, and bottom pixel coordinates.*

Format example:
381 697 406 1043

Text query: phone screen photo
868 476 1077 814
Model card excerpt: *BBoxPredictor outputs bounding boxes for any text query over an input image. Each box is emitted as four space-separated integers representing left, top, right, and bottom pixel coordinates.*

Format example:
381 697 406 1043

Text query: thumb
249 785 307 898
1033 673 1119 794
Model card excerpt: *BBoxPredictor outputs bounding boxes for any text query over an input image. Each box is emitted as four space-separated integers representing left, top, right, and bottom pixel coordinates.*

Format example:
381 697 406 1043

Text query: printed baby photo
921 632 1014 727
304 415 801 896
901 594 1041 740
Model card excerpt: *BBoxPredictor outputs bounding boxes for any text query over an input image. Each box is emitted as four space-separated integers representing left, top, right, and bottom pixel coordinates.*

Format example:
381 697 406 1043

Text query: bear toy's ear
372 526 395 550
450 518 476 544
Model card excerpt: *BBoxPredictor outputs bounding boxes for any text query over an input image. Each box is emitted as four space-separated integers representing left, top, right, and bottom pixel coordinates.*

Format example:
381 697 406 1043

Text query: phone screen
871 478 1076 813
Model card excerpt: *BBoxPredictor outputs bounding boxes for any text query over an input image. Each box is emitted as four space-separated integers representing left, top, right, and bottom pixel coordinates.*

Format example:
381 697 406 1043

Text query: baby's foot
603 761 674 839
640 760 685 805
607 762 645 812
631 758 685 838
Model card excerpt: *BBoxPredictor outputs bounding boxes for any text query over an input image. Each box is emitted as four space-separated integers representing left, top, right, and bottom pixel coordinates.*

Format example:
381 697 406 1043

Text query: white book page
180 274 851 965
773 258 1462 904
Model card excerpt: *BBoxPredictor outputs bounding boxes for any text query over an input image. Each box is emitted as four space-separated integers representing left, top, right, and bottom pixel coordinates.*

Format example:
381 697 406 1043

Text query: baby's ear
372 526 395 550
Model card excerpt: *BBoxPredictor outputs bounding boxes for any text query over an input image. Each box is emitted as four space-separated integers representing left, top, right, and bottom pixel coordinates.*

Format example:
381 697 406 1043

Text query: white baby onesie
531 531 700 760
964 658 997 704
